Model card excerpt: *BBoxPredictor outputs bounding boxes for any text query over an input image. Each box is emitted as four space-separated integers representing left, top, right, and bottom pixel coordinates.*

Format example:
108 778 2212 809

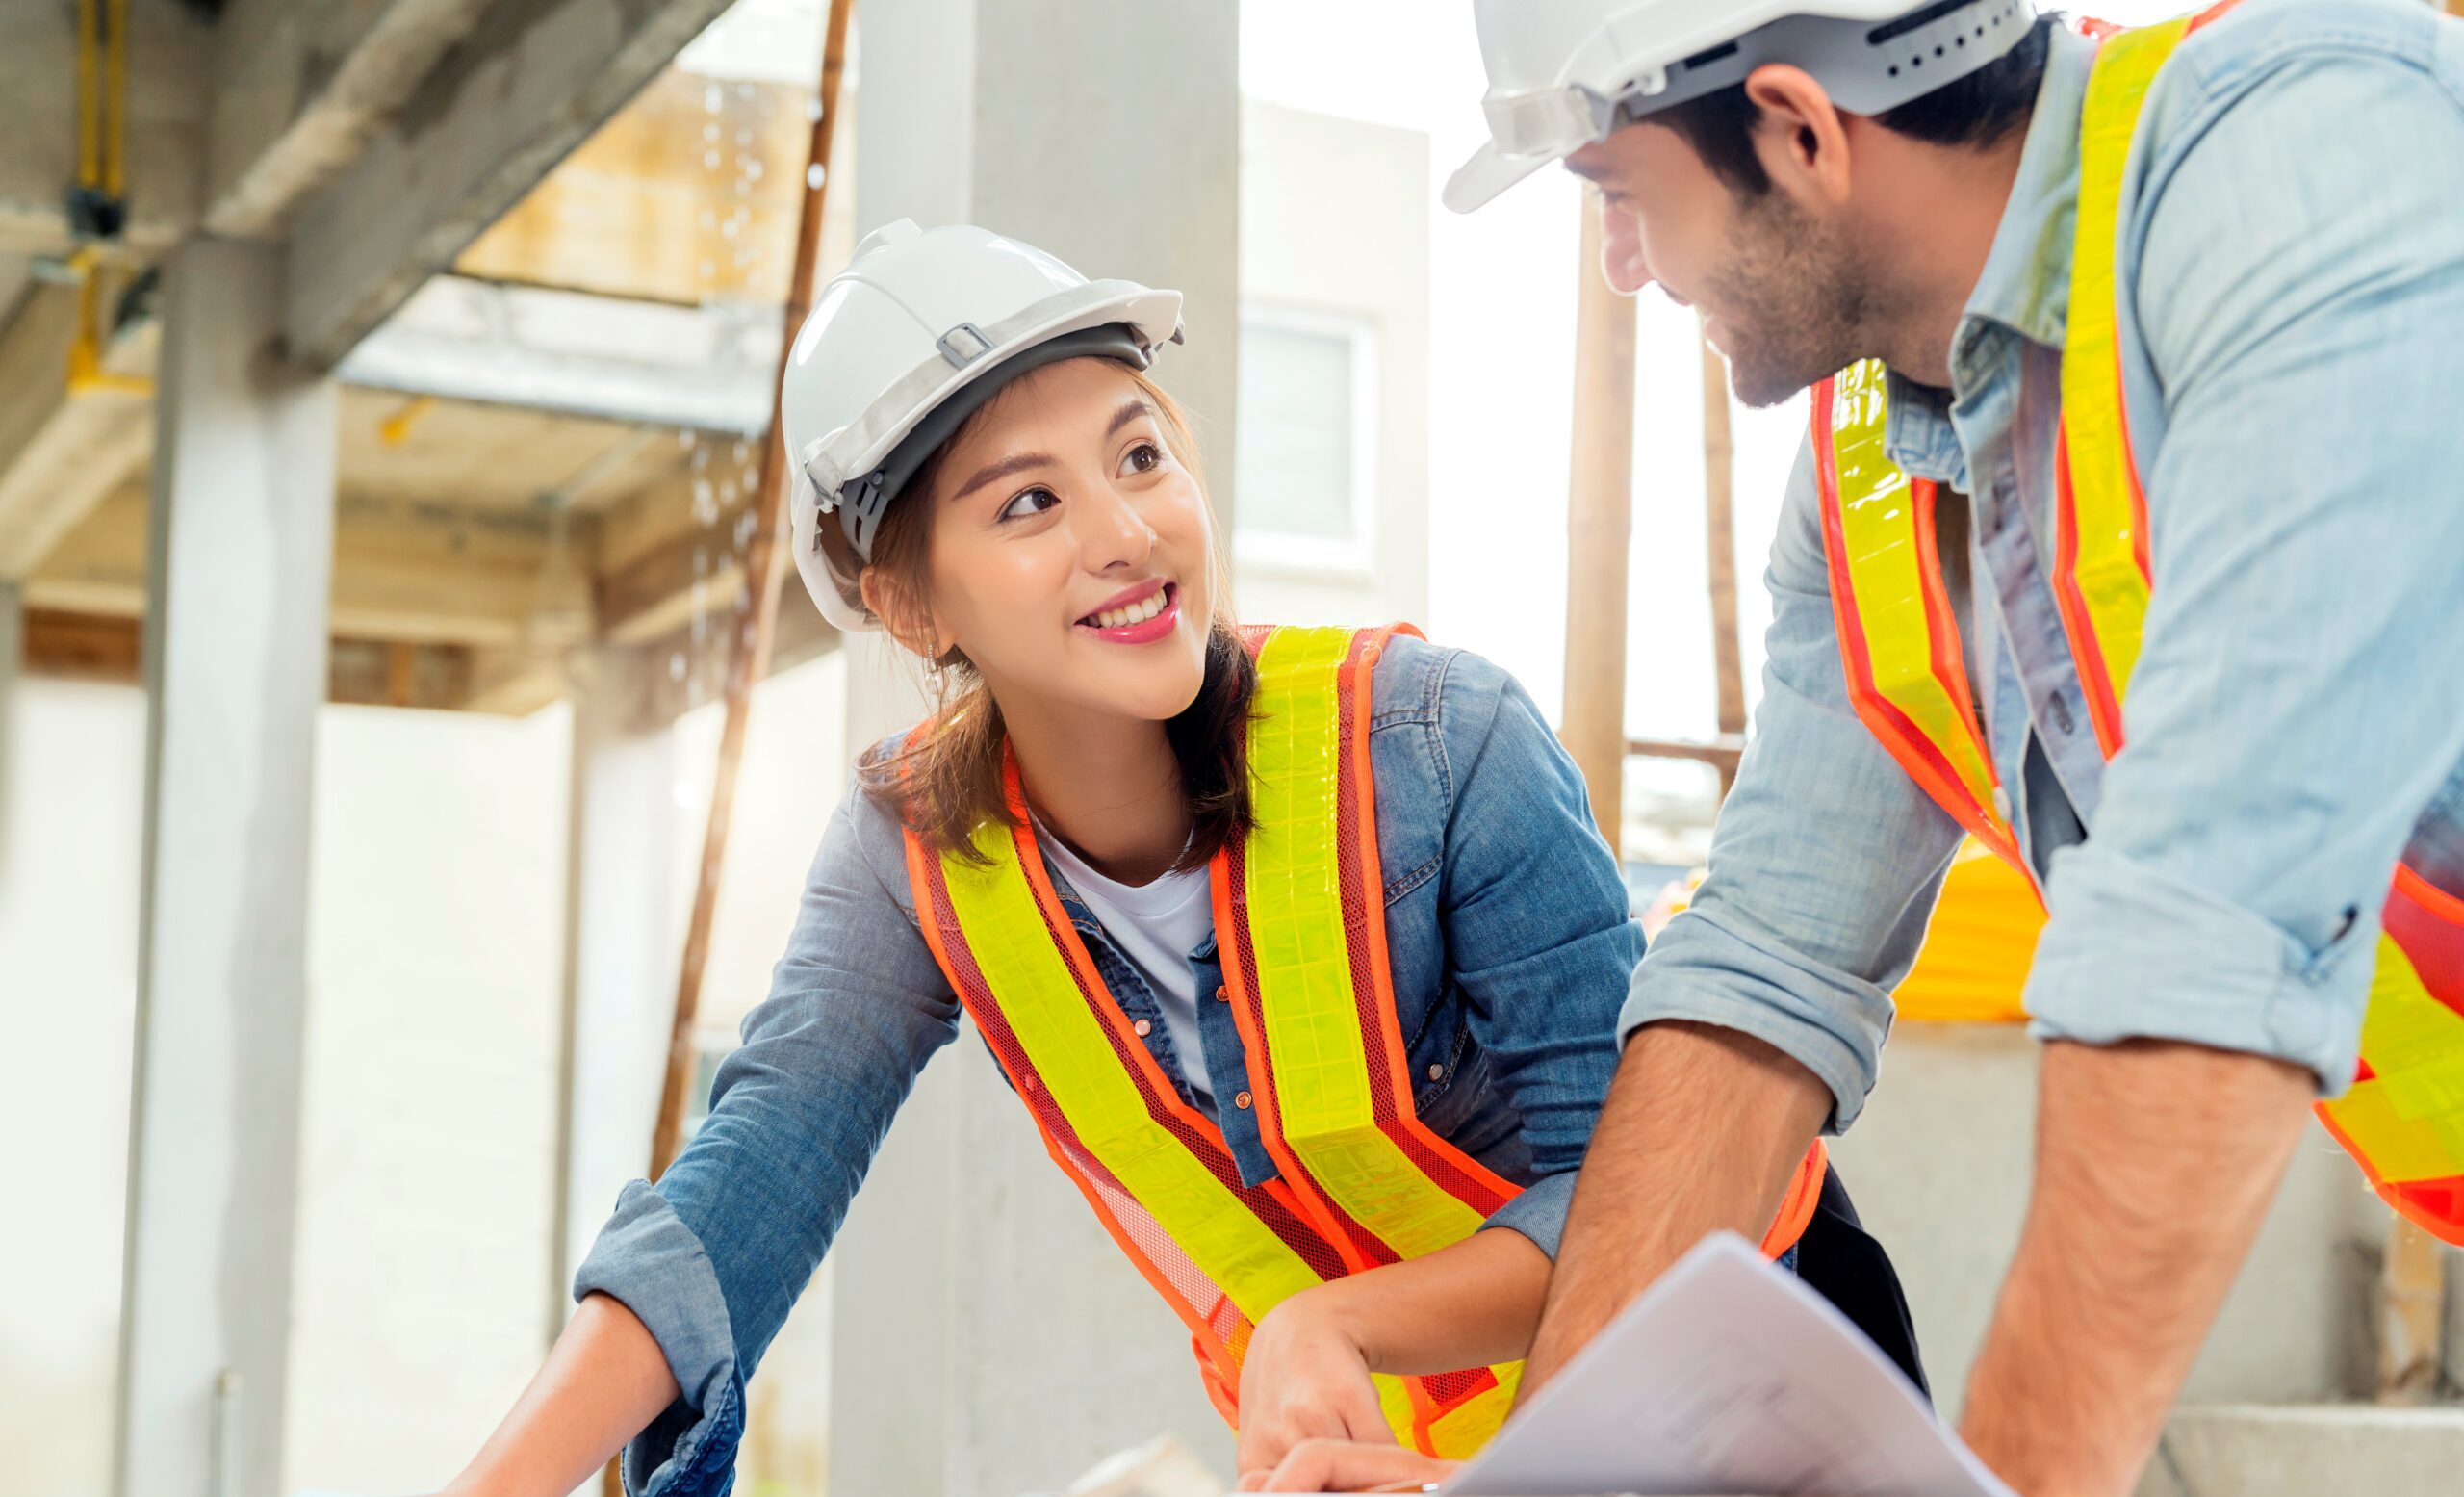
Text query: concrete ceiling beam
205 0 500 239
283 0 740 369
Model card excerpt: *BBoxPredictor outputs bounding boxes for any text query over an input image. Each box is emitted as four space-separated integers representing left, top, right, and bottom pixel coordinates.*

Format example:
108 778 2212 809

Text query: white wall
1235 100 1431 631
0 680 146 1497
0 681 572 1497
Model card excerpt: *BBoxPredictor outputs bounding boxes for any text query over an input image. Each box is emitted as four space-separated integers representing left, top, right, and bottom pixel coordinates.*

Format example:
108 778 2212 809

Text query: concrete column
550 645 684 1337
115 239 337 1497
832 5 1243 1493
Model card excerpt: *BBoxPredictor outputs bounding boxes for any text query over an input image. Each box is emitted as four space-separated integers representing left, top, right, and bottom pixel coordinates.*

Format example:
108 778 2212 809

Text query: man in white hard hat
1247 2 2464 1493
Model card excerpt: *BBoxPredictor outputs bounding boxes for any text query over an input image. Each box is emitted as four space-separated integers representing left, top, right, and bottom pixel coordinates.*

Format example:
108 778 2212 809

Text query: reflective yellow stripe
1426 1371 1522 1459
938 822 1322 1322
2319 936 2464 1182
1827 362 2008 831
1247 627 1487 1259
2061 18 2191 722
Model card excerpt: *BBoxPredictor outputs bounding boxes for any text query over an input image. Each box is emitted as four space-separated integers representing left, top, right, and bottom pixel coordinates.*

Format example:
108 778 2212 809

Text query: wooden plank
28 487 594 651
23 607 560 716
117 237 333 1497
1560 191 1638 852
649 0 853 1187
283 0 740 368
2376 1215 2448 1403
1628 734 1748 775
204 0 500 238
1700 324 1747 798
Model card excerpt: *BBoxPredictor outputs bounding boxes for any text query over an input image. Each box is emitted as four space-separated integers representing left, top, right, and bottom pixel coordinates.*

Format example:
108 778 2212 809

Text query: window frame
1231 301 1382 580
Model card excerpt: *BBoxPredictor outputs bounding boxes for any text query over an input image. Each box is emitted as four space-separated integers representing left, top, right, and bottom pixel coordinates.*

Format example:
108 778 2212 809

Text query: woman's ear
1742 64 1855 207
860 568 944 661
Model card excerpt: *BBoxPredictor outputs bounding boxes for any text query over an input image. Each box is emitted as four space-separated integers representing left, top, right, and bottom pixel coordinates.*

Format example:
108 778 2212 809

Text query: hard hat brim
1443 141 1553 215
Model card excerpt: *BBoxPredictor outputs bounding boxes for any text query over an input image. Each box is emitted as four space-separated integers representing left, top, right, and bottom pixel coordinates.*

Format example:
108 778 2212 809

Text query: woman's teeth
1088 589 1168 630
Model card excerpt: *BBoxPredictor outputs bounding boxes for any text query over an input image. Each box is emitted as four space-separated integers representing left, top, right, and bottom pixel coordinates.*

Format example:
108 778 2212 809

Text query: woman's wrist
1279 1272 1390 1373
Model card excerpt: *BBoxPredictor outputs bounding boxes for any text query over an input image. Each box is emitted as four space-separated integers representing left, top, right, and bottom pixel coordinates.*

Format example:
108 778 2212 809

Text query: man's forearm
1961 1039 2315 1497
1519 1020 1833 1399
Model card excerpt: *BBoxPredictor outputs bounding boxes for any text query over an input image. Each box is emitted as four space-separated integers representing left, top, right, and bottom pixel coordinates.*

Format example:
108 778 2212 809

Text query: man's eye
998 487 1060 521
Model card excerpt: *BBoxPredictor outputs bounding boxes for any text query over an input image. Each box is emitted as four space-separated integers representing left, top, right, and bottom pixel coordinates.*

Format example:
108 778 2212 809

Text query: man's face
1567 121 1872 408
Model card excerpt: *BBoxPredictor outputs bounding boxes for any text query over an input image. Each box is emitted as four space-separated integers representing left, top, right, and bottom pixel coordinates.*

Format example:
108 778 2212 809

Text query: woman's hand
1237 1438 1460 1493
1234 1289 1396 1483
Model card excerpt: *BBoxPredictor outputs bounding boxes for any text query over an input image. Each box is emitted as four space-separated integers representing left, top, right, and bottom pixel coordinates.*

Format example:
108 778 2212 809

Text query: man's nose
1598 199 1654 297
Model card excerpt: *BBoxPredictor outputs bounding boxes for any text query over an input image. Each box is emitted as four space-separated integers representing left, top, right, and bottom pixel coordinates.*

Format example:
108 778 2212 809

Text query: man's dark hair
1649 13 2058 195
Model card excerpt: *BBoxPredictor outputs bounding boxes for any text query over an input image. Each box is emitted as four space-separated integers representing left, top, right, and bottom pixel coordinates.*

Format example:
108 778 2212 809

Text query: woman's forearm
1314 1225 1554 1375
445 1293 681 1497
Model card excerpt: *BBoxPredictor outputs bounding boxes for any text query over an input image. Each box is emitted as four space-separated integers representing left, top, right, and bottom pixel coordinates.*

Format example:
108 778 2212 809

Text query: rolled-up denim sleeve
1429 649 1634 1255
575 773 961 1495
2028 44 2464 1088
1620 441 1967 1132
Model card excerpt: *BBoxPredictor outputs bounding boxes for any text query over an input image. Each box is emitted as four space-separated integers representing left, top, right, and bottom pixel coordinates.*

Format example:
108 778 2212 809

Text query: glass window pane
1236 320 1355 540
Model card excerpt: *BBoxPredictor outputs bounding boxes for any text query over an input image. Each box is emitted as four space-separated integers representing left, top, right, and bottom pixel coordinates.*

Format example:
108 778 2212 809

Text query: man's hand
1520 1021 1832 1398
1234 1292 1396 1482
1958 1039 2314 1496
1237 1439 1457 1493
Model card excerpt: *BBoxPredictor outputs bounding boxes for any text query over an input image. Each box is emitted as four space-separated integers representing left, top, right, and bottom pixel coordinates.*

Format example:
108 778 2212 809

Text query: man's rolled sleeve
1482 1170 1578 1258
2028 848 2376 1092
572 1181 741 1496
1619 906 1901 1134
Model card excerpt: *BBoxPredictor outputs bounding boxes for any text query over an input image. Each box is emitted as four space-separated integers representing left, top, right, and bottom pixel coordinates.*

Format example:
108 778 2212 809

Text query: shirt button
1132 1018 1153 1038
1426 1064 1445 1082
1235 1091 1254 1111
1214 985 1229 1003
1990 787 2014 824
2047 693 2075 736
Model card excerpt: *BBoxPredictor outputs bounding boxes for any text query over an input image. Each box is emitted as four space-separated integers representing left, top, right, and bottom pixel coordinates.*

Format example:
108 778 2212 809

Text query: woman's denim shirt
574 638 1635 1495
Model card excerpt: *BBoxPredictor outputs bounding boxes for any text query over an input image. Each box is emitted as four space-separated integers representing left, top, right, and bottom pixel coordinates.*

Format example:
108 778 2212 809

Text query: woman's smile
1076 580 1181 644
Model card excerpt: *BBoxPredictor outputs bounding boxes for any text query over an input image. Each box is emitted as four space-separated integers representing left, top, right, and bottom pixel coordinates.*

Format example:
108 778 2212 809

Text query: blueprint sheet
1438 1233 2017 1497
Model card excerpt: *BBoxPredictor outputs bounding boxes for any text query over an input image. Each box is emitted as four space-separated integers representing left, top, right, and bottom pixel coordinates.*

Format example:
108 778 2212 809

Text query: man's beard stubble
1700 190 1877 409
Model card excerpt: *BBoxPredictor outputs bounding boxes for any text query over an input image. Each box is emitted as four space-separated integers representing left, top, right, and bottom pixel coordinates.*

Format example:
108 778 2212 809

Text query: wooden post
648 0 853 1185
2377 1216 2450 1402
1560 191 1638 852
116 238 337 1497
1699 324 1747 800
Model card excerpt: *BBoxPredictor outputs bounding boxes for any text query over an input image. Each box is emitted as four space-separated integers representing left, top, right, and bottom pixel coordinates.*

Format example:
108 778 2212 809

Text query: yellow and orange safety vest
905 624 1828 1458
1812 5 2464 1246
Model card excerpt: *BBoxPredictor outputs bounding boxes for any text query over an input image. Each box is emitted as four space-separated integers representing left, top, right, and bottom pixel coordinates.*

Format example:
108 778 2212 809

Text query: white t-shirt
1035 824 1217 1101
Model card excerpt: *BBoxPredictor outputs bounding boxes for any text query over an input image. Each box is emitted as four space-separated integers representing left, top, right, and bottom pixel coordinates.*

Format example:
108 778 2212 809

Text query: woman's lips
1076 581 1179 645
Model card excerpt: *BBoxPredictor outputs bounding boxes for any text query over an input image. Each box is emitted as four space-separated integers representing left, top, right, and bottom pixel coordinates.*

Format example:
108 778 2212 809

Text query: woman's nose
1074 481 1155 571
1599 199 1655 297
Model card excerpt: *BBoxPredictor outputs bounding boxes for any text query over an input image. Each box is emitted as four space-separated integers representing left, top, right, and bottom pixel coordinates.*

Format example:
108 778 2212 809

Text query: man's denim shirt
1634 0 2464 1133
575 637 1633 1494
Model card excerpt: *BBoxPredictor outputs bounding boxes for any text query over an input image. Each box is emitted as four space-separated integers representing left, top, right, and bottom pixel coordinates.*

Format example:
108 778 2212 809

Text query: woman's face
902 357 1215 725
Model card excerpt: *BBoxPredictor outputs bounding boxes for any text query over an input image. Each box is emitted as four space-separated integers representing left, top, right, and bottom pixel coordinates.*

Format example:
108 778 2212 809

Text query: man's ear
860 568 943 661
1741 64 1855 206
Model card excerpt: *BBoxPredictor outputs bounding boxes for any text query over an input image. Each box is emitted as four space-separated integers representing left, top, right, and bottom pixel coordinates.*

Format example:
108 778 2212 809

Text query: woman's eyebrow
1105 398 1154 440
950 451 1054 503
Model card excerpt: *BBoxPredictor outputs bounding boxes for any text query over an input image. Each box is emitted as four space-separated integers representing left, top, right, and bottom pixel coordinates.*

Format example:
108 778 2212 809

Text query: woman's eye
997 487 1060 522
1122 441 1163 475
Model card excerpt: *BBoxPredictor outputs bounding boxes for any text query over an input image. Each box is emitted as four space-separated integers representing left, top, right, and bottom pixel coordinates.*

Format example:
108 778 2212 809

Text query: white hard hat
1446 0 2038 212
783 219 1184 632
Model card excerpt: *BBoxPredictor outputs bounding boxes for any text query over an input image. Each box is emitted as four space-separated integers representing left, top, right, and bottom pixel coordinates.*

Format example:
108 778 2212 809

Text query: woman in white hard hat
439 222 1918 1497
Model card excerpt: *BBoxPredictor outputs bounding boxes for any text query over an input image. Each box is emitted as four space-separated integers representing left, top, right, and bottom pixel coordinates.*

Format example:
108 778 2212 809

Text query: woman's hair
854 363 1258 869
